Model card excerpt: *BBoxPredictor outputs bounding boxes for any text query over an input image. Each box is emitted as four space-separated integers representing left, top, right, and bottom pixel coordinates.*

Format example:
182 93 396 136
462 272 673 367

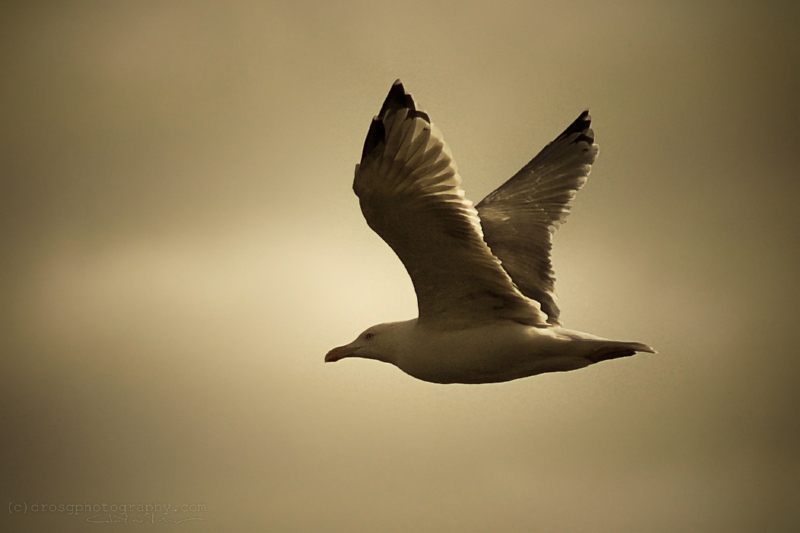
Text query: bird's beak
325 345 353 363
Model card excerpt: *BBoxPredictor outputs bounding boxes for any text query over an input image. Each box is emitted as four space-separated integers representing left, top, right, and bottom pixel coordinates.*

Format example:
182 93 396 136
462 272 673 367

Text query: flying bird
326 80 654 384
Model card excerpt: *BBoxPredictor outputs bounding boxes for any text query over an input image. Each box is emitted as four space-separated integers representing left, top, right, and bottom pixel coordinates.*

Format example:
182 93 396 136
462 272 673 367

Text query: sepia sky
1 1 798 531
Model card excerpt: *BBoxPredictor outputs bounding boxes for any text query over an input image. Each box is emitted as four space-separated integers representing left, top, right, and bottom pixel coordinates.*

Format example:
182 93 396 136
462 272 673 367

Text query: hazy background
1 1 798 531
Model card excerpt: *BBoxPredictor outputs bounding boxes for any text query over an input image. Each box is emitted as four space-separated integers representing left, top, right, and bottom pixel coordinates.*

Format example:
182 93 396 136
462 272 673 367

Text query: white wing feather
354 81 548 330
477 111 598 325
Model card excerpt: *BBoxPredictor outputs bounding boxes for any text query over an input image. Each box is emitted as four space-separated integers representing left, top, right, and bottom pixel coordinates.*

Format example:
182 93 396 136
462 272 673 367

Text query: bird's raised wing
354 81 548 329
476 111 598 325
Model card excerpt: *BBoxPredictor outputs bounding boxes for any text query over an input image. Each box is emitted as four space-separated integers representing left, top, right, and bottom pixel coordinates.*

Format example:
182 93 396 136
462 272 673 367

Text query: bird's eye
365 332 375 340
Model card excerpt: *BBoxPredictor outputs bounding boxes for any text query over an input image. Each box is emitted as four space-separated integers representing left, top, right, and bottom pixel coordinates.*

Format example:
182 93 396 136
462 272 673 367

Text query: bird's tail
587 341 656 364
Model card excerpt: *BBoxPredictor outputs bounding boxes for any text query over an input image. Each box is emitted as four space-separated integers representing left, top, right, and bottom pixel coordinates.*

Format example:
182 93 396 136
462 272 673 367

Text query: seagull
326 80 654 384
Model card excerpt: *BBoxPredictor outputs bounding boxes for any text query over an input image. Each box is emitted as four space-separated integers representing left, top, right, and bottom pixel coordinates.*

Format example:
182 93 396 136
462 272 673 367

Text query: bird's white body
325 81 654 384
327 319 652 384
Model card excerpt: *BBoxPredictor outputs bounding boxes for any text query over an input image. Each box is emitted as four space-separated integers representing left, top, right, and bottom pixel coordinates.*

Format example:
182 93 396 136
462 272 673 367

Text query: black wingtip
377 80 431 123
362 80 431 159
558 109 594 146
379 81 408 115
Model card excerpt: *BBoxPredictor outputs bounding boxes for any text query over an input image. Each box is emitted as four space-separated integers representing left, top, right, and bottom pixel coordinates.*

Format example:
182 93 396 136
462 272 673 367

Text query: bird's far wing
476 111 598 325
354 80 548 330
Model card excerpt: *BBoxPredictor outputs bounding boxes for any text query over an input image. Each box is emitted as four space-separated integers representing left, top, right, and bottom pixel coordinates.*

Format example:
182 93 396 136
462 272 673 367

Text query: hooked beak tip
325 345 348 363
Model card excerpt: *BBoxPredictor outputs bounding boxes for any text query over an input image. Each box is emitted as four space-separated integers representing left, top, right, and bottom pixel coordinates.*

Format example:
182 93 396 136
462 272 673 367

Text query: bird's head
325 322 404 365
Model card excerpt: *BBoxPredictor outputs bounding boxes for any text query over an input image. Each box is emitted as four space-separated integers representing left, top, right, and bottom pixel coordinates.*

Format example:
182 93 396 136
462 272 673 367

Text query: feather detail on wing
476 111 599 325
354 80 548 330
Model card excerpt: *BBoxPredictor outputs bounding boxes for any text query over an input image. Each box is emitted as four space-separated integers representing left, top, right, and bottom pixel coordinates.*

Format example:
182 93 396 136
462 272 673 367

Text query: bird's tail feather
587 341 656 364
